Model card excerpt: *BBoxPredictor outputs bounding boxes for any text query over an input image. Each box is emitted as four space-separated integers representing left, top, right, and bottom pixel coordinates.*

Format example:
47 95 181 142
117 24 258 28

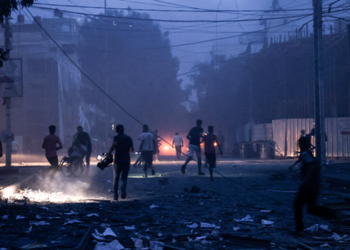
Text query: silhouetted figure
11 140 19 155
291 137 338 233
42 125 63 180
172 132 183 160
217 130 225 157
68 139 87 164
203 126 222 181
139 124 157 177
305 128 315 150
181 119 205 175
107 124 134 201
153 129 161 162
73 126 92 176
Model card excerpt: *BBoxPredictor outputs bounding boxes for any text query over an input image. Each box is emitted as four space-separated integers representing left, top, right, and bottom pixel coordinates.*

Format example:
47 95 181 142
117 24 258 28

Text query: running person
203 126 222 181
107 124 134 201
42 125 63 180
139 124 157 177
181 119 205 175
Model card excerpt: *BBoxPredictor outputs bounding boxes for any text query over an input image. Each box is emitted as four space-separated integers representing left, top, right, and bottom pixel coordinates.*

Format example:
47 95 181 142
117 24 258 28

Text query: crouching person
107 124 134 201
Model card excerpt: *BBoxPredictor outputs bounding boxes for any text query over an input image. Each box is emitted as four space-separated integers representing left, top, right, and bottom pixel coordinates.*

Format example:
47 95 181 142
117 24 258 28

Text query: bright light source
164 146 169 150
214 142 217 147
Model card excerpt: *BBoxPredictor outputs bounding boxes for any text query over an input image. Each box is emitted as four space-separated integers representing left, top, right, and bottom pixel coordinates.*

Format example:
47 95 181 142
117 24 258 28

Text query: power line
31 6 313 23
32 2 348 13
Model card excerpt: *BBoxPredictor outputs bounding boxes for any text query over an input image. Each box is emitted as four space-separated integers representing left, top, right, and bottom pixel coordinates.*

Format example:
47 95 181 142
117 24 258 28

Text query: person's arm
172 139 175 148
181 137 183 147
107 143 116 155
215 137 223 155
186 129 192 141
42 138 46 149
56 138 63 151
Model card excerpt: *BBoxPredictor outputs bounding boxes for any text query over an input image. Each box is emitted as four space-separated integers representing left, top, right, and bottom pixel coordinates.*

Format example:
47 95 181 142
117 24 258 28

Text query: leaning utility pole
313 0 326 165
4 16 12 168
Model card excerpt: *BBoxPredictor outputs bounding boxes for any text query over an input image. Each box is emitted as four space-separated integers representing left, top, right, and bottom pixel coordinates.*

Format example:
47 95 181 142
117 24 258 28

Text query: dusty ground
1 159 350 249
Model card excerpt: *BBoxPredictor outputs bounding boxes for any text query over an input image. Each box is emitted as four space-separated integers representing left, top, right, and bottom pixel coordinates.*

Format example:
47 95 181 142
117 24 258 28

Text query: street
1 159 350 249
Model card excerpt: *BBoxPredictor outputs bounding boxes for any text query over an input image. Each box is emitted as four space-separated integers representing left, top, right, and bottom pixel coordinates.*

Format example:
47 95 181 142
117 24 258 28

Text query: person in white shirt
138 124 157 177
172 132 183 160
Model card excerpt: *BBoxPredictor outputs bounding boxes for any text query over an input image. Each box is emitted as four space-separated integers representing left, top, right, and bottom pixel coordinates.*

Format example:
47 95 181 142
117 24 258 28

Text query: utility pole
313 0 326 165
4 16 12 168
104 0 109 140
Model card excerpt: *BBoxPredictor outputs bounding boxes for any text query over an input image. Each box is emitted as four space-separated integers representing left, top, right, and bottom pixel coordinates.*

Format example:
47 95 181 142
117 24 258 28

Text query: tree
77 9 186 136
0 0 35 66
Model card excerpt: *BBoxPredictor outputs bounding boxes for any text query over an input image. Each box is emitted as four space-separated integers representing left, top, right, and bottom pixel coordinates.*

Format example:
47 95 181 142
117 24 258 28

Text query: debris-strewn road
1 159 350 249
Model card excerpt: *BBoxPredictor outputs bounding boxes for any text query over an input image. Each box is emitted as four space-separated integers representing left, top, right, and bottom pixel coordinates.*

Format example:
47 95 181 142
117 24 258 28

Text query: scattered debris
261 219 274 225
235 215 254 222
124 225 135 230
150 204 159 209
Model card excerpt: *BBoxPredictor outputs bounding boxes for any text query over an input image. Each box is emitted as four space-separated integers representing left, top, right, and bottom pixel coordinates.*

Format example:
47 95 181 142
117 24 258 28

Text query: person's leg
49 156 59 180
307 194 339 218
196 146 204 175
176 146 181 159
181 145 194 174
113 163 122 200
206 153 215 180
149 151 155 175
85 151 91 176
120 163 130 199
294 191 308 232
141 151 148 178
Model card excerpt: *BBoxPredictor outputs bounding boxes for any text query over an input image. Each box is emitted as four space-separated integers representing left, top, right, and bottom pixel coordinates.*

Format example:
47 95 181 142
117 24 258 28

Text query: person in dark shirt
181 119 205 175
107 124 134 201
74 126 92 176
291 136 339 233
203 126 223 181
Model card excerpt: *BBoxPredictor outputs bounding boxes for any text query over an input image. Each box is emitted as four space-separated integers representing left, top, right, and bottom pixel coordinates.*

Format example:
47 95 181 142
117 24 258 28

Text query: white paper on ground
233 227 240 231
124 225 135 230
305 224 319 233
30 221 51 226
320 225 331 232
92 232 105 241
234 215 253 222
331 233 347 241
200 222 219 229
64 210 76 215
102 227 117 237
87 213 99 217
187 223 199 229
64 219 83 225
261 220 274 225
93 240 124 250
260 210 272 213
195 236 206 241
150 204 159 209
16 215 25 220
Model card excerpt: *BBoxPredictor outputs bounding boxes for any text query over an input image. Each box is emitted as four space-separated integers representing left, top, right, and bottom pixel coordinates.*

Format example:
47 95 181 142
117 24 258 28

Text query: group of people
42 125 92 180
